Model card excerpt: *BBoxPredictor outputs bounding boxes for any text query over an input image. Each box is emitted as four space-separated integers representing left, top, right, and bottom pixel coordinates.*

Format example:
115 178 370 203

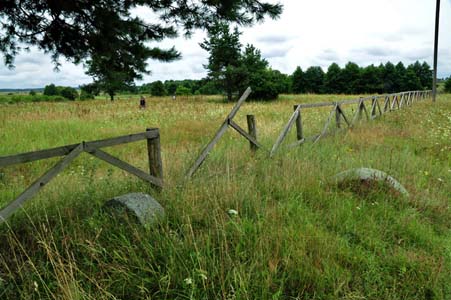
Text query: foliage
290 61 432 95
200 22 243 101
304 66 325 94
43 84 79 100
1 0 282 100
443 77 451 93
150 81 167 97
291 66 306 94
59 87 78 101
175 85 192 96
43 84 58 96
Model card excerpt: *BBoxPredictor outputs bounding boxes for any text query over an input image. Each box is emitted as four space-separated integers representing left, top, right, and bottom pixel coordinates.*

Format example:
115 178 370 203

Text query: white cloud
1 0 451 88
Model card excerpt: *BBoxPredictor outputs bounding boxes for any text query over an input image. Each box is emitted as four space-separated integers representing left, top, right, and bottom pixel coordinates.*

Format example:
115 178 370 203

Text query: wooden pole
246 115 258 152
433 0 440 102
147 128 163 185
294 105 303 141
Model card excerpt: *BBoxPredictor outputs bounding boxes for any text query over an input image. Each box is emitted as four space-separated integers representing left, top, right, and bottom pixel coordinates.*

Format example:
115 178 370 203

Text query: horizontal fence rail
0 128 163 224
270 90 431 156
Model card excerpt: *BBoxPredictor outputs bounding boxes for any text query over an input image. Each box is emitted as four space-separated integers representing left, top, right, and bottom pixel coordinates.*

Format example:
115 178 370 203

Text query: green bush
444 77 451 93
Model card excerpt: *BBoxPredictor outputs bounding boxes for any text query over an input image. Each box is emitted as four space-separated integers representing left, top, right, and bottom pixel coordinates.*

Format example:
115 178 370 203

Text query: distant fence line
186 89 432 177
270 90 432 156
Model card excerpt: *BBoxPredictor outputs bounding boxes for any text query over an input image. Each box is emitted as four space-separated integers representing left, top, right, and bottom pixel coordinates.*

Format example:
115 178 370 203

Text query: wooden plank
246 115 258 152
270 107 300 157
335 104 341 128
337 105 351 127
147 129 163 186
0 144 84 223
296 102 335 109
294 105 304 141
185 121 229 178
399 93 405 108
0 130 158 168
287 138 306 149
88 149 163 188
370 97 377 119
185 88 251 178
383 95 390 112
228 87 252 120
314 105 336 144
375 98 383 116
84 130 158 152
229 120 263 150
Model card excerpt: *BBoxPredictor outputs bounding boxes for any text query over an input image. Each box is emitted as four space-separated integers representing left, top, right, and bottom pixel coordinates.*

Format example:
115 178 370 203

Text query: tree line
138 60 432 100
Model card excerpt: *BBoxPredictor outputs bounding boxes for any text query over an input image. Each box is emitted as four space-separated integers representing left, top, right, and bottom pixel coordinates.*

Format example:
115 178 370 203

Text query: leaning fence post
246 115 258 153
147 128 163 187
294 105 304 140
335 103 341 128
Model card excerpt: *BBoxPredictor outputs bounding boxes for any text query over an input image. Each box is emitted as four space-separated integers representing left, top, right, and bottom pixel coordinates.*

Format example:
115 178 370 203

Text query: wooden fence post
335 104 341 128
147 128 163 186
294 105 303 141
246 115 258 153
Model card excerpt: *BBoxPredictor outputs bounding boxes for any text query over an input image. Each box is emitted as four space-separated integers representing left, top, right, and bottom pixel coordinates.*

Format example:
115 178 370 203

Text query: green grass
0 93 450 299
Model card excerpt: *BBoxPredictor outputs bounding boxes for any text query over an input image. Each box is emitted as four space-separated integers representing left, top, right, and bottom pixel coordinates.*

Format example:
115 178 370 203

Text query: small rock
333 168 409 197
103 193 165 226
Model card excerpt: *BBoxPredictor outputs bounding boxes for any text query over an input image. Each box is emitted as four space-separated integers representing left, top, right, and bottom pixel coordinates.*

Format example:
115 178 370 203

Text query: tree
200 22 243 101
238 45 280 100
444 77 451 93
382 62 397 93
291 67 306 94
359 64 382 94
404 66 422 91
150 81 166 96
324 63 344 94
43 84 58 96
1 1 282 97
176 85 191 96
59 87 78 100
419 62 433 89
304 66 325 94
341 62 361 94
394 62 407 92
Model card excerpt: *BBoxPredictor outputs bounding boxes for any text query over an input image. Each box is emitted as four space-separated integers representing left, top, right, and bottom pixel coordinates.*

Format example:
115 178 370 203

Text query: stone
103 193 165 226
333 168 409 197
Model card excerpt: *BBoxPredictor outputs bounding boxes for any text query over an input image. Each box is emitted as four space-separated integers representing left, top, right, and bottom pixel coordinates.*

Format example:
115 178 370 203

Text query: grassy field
0 93 450 299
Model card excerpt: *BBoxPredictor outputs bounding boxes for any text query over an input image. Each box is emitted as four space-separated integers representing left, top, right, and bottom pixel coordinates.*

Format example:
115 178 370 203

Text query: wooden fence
0 128 163 224
270 90 432 156
0 89 433 222
185 87 268 178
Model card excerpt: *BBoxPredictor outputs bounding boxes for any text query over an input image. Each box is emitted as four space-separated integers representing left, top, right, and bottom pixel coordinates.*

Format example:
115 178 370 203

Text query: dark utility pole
433 0 440 102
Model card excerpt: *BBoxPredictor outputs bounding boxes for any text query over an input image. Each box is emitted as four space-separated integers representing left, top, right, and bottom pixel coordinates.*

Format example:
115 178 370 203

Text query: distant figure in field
139 96 146 109
172 94 176 101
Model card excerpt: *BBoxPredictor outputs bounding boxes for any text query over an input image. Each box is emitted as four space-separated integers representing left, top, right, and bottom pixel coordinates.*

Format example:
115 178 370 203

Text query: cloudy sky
1 0 450 89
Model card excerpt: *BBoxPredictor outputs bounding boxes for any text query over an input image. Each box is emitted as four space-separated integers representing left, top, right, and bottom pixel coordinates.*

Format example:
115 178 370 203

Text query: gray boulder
103 193 165 226
333 168 409 197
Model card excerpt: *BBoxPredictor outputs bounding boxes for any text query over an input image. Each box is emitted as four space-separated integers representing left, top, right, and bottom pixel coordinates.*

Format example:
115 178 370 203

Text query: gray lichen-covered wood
103 193 165 226
333 168 409 197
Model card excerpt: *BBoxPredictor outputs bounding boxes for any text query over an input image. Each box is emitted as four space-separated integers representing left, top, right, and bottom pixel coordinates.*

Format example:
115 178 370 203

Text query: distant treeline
138 61 433 97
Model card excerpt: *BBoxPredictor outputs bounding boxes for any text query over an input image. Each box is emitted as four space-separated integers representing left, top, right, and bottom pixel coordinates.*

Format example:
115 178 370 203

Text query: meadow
0 93 450 299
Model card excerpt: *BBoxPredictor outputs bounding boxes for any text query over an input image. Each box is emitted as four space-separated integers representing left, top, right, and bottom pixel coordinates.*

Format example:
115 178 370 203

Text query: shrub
59 87 78 100
444 77 451 93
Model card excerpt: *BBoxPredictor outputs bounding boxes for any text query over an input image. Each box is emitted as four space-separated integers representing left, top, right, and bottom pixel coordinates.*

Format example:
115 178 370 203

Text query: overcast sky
1 0 450 89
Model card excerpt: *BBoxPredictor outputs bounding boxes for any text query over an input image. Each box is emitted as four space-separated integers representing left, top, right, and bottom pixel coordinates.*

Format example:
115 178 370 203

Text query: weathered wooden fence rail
0 128 163 223
270 90 432 157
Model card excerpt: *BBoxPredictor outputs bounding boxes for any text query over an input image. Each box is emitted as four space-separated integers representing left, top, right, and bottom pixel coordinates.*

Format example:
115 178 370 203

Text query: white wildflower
184 277 193 285
227 209 238 217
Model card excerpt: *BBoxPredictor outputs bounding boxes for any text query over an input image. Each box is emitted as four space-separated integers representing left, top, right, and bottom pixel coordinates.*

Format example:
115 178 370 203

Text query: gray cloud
263 46 292 59
256 34 296 44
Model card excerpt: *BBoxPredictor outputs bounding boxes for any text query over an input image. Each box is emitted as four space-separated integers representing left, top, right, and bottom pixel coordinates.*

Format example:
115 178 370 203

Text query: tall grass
0 94 450 299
